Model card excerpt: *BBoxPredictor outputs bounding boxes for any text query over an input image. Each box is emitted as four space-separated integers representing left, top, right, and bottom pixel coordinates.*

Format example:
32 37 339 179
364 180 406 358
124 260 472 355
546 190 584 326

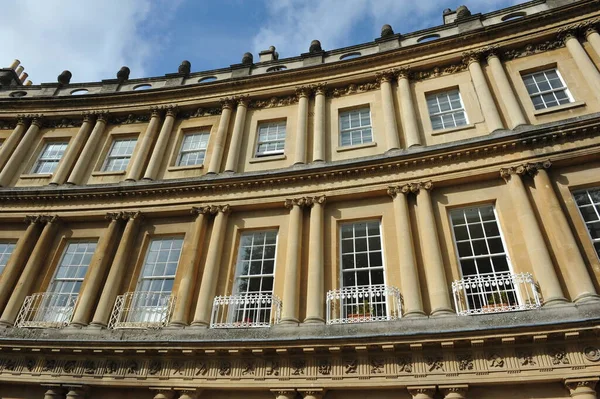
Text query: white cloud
1 0 182 84
252 0 527 59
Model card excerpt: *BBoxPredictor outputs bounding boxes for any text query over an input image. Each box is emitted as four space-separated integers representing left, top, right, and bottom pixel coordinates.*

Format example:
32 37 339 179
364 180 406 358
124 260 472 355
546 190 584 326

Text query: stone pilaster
486 50 527 129
0 115 43 187
50 113 94 185
224 96 250 172
304 195 326 324
0 115 28 171
67 112 108 185
144 105 178 180
313 83 327 162
396 67 421 147
376 70 400 150
207 99 234 174
560 29 600 99
126 108 162 181
295 86 311 164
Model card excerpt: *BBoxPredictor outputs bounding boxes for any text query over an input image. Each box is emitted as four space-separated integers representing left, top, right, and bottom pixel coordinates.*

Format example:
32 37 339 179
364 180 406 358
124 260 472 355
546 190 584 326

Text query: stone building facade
0 0 599 398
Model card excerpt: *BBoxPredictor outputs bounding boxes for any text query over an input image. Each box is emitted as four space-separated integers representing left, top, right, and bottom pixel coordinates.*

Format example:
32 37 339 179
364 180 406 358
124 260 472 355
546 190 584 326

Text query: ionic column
500 166 567 306
0 215 60 327
0 216 43 313
280 198 306 325
585 26 600 60
0 116 28 170
408 386 436 399
565 378 598 399
440 385 468 399
191 205 231 327
125 109 162 181
143 105 178 180
89 211 143 327
153 389 175 399
294 87 310 164
224 96 249 172
464 52 504 132
563 30 600 97
298 389 325 399
377 71 400 150
304 195 326 324
396 68 421 147
65 386 87 399
69 213 124 327
170 206 211 327
207 99 234 174
529 161 598 302
50 113 94 185
67 113 108 185
43 386 65 399
413 182 454 316
486 51 527 129
178 389 201 399
313 83 327 162
388 186 425 317
0 115 43 187
270 389 296 399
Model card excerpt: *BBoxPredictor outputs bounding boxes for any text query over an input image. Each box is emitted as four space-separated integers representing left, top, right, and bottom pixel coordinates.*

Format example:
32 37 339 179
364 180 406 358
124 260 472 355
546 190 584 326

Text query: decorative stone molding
440 385 468 399
407 386 437 399
0 120 17 130
250 94 298 109
180 106 221 119
110 113 150 125
583 346 600 362
328 80 380 97
375 69 397 83
409 181 433 194
500 160 551 180
410 63 468 81
565 377 599 397
24 214 60 225
503 39 565 60
558 18 600 40
284 197 309 208
45 117 81 129
307 195 326 206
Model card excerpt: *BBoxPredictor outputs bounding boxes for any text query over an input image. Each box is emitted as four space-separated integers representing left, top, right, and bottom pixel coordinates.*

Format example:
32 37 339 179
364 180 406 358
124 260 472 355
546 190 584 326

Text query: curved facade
0 1 600 398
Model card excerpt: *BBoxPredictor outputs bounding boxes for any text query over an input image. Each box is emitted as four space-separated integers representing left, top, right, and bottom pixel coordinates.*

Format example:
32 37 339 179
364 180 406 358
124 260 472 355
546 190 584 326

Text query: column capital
105 211 125 221
407 386 437 399
149 106 163 118
29 114 44 128
122 211 143 221
298 388 325 398
387 184 411 198
270 389 296 399
165 105 179 117
152 389 175 399
295 85 312 98
484 45 502 61
440 385 468 399
209 204 231 214
558 27 580 43
500 160 551 181
565 377 599 395
235 95 251 107
220 97 235 110
285 197 309 209
178 389 201 399
396 66 411 80
376 69 396 84
15 114 27 125
409 181 433 194
65 385 89 399
307 195 326 206
38 214 60 224
191 205 213 216
313 82 328 95
584 24 599 39
462 49 483 66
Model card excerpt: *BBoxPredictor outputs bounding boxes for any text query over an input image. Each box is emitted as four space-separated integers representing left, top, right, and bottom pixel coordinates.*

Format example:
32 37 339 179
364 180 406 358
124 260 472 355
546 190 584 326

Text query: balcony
15 292 78 328
326 285 402 325
210 293 281 328
108 291 175 329
452 272 541 316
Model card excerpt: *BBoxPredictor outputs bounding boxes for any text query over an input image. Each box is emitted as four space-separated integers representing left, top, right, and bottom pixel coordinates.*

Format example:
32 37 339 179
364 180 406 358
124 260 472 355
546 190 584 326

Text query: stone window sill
532 101 586 116
168 164 204 172
431 123 476 136
91 170 126 177
249 154 286 163
336 142 377 152
20 173 52 180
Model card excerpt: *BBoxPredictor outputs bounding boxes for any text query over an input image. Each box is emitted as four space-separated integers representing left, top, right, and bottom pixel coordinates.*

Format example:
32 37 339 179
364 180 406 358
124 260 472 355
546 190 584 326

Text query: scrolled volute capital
191 205 212 216
462 49 483 66
564 377 599 392
105 212 125 221
209 204 231 215
313 82 328 95
285 197 308 209
388 185 411 198
295 86 312 98
235 95 251 107
375 69 396 84
407 385 437 398
122 211 143 221
396 66 411 80
409 181 433 194
220 97 235 110
29 114 44 127
307 195 326 207
165 105 178 117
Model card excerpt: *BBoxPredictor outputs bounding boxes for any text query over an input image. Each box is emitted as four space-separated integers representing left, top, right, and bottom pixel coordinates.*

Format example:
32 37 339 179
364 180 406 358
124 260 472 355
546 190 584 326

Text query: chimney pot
15 66 24 75
9 59 20 70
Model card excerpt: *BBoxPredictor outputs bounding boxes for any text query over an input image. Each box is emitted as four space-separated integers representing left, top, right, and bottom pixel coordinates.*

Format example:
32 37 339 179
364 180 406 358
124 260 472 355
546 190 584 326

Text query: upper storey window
522 69 573 110
0 242 16 275
426 90 468 130
339 108 372 147
177 132 209 166
573 188 600 258
256 121 286 157
102 138 137 172
31 142 68 174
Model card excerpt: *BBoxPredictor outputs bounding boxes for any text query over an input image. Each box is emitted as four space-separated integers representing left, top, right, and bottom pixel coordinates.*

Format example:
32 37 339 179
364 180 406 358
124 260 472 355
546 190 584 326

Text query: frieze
503 39 565 61
249 94 298 109
0 120 17 130
110 113 151 125
328 80 380 98
45 118 82 129
410 62 468 81
180 107 222 119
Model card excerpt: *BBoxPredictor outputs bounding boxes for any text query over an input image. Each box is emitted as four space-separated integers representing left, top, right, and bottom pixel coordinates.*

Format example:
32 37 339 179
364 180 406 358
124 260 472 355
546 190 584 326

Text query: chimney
15 66 24 76
19 72 28 83
9 59 20 70
259 46 279 62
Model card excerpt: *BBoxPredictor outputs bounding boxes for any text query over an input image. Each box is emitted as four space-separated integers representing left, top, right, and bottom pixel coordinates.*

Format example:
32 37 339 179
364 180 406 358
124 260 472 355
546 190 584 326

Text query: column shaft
67 116 107 185
487 54 527 128
304 197 325 323
0 217 60 326
191 208 230 326
415 184 453 315
502 169 567 305
50 117 93 185
0 119 41 186
397 75 421 147
586 29 600 60
207 104 233 173
565 34 600 97
380 77 400 150
391 188 425 317
90 213 142 327
281 200 303 324
126 111 161 181
0 218 42 312
313 87 326 162
224 100 248 172
467 59 504 132
143 108 177 180
70 215 123 326
170 210 208 326
533 167 597 302
294 92 309 164
0 120 27 170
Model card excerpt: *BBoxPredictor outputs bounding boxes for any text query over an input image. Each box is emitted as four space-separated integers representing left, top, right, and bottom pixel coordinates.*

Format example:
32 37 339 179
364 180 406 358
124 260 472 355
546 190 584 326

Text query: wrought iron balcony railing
326 285 402 325
452 272 541 316
210 292 281 328
15 292 78 328
108 291 175 329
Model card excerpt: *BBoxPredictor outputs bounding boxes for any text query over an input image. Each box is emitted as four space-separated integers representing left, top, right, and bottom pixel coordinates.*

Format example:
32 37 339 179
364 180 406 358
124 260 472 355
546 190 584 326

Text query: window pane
255 121 286 156
135 237 183 295
339 108 372 146
47 242 97 295
522 68 572 110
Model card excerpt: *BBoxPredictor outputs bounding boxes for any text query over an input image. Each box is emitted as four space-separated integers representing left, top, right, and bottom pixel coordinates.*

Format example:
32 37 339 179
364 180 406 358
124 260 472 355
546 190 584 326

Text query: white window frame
31 142 68 174
0 242 16 275
521 68 573 110
339 107 373 147
426 89 468 131
573 187 600 259
230 230 278 324
176 132 210 166
255 121 286 157
101 138 137 172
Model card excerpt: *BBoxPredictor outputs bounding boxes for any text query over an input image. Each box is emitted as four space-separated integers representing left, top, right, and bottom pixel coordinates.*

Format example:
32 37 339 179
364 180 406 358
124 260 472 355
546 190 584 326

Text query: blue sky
3 0 526 85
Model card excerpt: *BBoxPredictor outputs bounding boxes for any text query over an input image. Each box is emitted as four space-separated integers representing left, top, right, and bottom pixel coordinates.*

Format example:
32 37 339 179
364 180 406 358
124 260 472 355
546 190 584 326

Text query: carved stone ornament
583 346 600 362
180 106 221 119
45 118 81 129
241 361 256 376
517 351 536 366
397 357 413 373
457 354 474 371
250 94 298 109
218 360 231 376
291 359 306 375
265 360 279 376
328 80 381 98
63 360 77 373
550 348 570 365
426 356 444 372
111 113 151 125
195 362 208 376
317 359 331 375
171 361 185 375
503 39 565 61
0 120 18 130
344 359 358 374
371 358 385 374
285 197 309 209
410 63 468 81
488 353 505 368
